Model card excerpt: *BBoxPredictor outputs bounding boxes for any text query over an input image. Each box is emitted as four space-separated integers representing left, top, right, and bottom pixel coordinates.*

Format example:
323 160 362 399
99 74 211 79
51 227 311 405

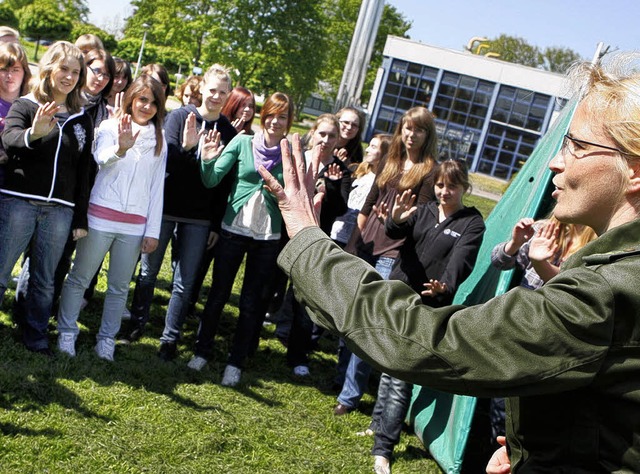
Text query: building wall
367 37 571 180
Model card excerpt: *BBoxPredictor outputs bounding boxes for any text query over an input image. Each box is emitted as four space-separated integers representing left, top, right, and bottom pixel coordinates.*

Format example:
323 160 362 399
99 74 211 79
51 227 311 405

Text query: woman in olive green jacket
260 53 640 473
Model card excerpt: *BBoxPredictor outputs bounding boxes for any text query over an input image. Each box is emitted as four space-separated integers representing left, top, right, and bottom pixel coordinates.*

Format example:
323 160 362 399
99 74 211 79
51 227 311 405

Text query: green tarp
407 99 577 473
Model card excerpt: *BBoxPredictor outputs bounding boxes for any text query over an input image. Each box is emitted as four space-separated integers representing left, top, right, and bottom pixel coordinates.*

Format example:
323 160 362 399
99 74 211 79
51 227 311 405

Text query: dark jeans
286 286 313 367
194 230 280 368
371 373 413 460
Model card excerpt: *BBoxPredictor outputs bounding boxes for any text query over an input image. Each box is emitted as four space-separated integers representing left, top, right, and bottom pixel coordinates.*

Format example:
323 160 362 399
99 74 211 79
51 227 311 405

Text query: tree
542 46 583 74
469 34 584 73
0 4 19 29
319 1 411 105
18 0 72 60
70 22 118 51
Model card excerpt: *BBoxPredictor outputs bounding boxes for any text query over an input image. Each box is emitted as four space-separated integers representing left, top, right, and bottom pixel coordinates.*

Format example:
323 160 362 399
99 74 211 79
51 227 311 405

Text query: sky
86 0 640 60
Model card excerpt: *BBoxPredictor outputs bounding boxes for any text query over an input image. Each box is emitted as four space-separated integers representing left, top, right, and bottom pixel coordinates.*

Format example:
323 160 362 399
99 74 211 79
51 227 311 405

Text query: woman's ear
626 161 640 194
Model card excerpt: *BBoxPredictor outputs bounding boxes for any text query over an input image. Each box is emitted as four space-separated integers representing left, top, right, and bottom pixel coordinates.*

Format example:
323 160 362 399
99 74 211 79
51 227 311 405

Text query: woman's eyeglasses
562 133 627 159
89 66 110 81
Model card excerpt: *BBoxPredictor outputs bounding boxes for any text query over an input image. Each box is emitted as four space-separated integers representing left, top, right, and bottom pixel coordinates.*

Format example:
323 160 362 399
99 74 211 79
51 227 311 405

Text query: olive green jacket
278 220 640 472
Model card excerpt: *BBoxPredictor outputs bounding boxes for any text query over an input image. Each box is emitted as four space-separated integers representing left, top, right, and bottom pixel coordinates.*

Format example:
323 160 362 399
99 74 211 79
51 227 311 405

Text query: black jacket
386 201 485 306
1 95 93 229
162 105 237 230
317 156 351 234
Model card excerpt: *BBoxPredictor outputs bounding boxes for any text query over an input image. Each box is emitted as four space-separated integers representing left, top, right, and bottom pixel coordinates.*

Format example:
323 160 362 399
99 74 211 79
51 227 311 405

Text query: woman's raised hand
30 102 60 140
422 279 448 297
116 113 139 156
324 163 344 181
182 112 204 150
528 220 560 263
391 189 417 224
201 128 224 162
258 133 322 238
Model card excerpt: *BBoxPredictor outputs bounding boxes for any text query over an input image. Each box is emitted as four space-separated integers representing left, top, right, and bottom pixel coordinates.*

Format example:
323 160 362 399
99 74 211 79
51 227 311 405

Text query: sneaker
221 364 241 387
293 365 310 377
157 342 177 362
15 257 29 301
356 428 375 437
187 355 208 371
95 338 115 361
373 455 391 474
27 346 54 357
121 308 131 320
57 332 77 357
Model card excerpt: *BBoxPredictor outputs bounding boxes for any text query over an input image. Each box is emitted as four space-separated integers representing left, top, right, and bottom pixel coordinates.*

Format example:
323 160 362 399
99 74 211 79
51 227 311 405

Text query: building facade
366 36 571 181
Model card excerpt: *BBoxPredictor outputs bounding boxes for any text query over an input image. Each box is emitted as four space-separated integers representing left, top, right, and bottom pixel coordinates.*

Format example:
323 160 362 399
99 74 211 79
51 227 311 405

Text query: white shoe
221 364 241 387
356 428 375 437
121 308 131 320
373 455 391 474
57 332 77 357
293 365 310 377
95 338 115 361
187 356 208 371
15 257 29 301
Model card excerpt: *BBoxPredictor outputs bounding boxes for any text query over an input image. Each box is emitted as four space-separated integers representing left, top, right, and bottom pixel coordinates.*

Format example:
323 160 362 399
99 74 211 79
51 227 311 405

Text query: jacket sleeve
415 171 436 205
144 139 167 239
430 214 486 305
278 227 613 398
2 100 34 152
360 180 380 217
93 120 122 166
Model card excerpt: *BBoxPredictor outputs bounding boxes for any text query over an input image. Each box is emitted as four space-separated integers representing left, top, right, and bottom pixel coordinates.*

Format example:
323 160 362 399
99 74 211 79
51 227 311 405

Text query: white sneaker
95 338 115 361
187 356 208 371
373 455 391 474
121 308 131 320
15 257 29 301
293 365 310 377
57 332 77 357
221 364 242 387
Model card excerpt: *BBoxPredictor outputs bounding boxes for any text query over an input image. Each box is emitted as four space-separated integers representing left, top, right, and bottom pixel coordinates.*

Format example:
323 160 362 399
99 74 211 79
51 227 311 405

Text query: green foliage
17 0 72 60
319 1 411 105
542 46 583 74
70 22 117 51
470 34 584 72
0 4 19 29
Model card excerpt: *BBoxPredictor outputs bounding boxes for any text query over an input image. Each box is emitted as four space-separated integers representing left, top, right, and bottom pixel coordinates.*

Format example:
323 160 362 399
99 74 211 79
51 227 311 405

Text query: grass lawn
0 248 445 473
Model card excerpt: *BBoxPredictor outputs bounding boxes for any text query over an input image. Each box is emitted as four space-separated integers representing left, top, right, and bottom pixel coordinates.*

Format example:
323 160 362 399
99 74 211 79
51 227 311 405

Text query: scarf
253 131 282 172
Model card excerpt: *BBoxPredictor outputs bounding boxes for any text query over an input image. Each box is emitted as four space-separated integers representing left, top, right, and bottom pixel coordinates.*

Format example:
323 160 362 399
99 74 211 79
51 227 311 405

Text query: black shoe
157 342 177 361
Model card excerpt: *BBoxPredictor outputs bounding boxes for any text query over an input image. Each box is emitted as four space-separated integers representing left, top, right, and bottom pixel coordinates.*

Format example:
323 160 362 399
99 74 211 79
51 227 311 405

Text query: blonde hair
74 34 104 55
202 63 231 89
376 106 438 192
353 134 391 179
33 41 86 114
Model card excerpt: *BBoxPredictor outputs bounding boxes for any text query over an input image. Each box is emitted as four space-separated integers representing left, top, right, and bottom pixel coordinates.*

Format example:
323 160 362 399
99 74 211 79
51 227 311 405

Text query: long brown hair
0 42 32 96
120 75 166 156
376 106 438 192
33 41 86 114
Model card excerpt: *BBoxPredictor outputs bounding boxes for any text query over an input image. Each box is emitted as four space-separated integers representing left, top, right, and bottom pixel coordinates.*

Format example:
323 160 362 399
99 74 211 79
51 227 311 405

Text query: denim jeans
371 373 413 460
0 196 72 350
129 219 208 342
58 228 142 340
194 230 280 368
337 254 395 408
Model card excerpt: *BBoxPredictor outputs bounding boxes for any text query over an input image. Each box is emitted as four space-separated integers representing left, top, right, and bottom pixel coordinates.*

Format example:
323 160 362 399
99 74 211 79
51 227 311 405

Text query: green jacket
201 134 284 234
279 220 640 472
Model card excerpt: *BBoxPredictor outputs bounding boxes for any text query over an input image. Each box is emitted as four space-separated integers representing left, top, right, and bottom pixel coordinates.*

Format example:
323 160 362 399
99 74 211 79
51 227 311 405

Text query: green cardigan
200 134 284 235
279 220 640 472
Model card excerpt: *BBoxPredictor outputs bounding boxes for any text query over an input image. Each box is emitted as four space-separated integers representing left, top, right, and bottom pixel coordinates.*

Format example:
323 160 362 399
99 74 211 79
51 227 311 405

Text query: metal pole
133 24 150 78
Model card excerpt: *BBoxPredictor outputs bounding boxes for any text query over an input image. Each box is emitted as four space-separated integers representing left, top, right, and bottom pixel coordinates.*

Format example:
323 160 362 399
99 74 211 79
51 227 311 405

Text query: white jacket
90 118 167 238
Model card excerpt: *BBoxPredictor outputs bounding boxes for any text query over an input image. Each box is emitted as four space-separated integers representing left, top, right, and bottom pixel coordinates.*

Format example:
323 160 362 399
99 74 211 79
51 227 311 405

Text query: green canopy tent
407 98 577 473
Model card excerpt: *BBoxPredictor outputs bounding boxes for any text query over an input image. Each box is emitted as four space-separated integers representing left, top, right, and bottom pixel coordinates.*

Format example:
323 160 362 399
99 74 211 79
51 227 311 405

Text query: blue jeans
371 373 413 460
0 196 72 350
337 254 395 408
58 228 142 340
129 219 208 342
194 230 280 368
